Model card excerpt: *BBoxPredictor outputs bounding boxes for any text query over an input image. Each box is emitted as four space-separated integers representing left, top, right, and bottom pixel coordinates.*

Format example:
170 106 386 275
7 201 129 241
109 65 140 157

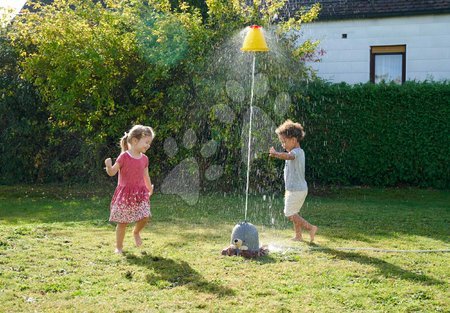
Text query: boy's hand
269 147 277 157
104 158 112 168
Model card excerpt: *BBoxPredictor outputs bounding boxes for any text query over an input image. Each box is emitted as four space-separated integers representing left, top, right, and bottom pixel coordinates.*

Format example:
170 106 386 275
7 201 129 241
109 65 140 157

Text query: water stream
244 54 256 221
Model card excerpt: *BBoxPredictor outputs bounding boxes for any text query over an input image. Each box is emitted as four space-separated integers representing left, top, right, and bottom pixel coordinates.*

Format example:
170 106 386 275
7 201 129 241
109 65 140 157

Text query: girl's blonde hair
120 125 155 152
275 119 305 142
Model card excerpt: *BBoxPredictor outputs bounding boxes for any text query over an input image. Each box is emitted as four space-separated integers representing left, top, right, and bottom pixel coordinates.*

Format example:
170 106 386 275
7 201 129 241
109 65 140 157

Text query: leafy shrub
294 81 450 189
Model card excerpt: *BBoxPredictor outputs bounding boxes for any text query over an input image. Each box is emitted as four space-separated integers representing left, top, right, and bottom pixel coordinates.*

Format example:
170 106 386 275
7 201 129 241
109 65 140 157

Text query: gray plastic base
230 221 259 252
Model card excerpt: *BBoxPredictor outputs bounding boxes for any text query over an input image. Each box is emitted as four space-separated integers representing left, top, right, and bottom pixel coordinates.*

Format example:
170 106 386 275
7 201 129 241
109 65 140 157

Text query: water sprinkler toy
222 25 270 258
241 25 270 52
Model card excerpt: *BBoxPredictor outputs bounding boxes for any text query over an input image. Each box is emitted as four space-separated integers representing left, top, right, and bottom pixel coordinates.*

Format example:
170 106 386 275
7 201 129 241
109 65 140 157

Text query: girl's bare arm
105 158 120 176
143 167 154 197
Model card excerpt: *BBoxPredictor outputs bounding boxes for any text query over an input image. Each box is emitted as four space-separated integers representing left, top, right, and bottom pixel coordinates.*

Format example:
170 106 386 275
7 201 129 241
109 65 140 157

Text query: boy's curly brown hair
275 119 305 142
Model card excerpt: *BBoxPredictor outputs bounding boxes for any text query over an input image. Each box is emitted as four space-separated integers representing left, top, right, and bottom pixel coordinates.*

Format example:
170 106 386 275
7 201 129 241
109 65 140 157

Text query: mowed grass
0 185 449 312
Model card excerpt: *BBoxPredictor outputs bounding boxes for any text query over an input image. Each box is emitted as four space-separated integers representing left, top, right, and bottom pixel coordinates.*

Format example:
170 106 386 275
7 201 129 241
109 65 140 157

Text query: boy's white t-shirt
284 147 308 191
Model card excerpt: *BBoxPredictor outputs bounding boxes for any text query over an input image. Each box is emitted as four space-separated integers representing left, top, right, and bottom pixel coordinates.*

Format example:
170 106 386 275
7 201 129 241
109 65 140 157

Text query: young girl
105 125 155 254
269 119 318 242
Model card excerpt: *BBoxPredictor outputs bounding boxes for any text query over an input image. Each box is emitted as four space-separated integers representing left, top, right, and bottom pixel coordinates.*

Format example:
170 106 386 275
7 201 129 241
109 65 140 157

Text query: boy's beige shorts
284 190 308 217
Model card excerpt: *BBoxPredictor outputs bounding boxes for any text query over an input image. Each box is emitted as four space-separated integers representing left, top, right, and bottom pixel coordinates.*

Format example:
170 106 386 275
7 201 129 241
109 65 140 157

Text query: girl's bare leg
133 217 150 247
115 223 127 253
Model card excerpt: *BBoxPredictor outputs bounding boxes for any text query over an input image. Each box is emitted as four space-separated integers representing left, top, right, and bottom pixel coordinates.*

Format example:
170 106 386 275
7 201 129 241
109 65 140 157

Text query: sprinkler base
221 221 269 258
221 245 269 258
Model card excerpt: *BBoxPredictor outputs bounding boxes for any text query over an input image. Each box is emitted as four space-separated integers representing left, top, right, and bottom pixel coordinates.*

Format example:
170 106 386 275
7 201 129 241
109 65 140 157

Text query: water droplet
205 165 224 181
163 137 178 157
183 129 197 149
200 140 218 158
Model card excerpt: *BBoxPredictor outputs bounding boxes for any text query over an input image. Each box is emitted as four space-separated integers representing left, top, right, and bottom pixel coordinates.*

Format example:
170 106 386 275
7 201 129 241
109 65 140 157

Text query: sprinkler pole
244 53 256 221
241 25 269 221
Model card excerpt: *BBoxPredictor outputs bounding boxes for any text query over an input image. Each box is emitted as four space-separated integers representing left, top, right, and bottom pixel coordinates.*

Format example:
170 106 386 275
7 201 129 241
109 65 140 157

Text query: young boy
269 119 318 242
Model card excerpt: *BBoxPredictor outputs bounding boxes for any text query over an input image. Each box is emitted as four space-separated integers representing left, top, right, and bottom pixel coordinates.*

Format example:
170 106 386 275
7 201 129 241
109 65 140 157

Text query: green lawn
0 185 449 312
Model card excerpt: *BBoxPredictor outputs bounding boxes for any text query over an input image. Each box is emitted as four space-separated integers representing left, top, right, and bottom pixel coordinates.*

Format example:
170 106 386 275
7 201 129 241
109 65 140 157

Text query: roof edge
317 9 450 21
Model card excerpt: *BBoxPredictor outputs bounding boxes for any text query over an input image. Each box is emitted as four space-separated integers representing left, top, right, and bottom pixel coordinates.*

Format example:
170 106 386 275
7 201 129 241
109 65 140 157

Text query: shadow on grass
314 245 445 285
125 252 235 297
249 254 277 264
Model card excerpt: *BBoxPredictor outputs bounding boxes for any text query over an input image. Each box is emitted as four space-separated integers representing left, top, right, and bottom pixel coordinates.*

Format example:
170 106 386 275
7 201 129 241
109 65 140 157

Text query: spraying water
241 25 270 221
201 25 295 224
244 54 256 221
218 25 307 256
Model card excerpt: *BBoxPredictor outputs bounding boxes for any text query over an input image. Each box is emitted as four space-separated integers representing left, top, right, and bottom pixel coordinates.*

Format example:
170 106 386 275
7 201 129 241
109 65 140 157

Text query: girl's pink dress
109 151 151 223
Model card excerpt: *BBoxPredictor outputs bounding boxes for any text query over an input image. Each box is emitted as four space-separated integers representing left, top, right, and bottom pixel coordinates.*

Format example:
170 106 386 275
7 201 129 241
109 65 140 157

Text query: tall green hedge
293 81 450 189
0 38 49 183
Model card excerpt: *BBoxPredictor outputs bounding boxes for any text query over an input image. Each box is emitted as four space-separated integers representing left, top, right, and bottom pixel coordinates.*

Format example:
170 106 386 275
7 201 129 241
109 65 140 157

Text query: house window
370 45 406 84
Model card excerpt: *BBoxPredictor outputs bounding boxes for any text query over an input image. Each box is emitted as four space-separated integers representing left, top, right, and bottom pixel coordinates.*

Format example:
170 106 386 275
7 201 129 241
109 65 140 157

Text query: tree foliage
0 36 49 183
3 0 321 185
2 1 447 189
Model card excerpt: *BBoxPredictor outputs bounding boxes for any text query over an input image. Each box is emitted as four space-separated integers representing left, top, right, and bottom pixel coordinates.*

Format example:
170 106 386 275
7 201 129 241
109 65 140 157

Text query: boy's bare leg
309 225 318 242
133 217 150 247
297 216 318 242
115 223 127 253
289 215 304 241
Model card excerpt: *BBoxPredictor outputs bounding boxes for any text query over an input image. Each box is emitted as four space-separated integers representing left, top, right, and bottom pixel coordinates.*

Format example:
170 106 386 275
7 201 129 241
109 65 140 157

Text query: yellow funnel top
241 25 269 52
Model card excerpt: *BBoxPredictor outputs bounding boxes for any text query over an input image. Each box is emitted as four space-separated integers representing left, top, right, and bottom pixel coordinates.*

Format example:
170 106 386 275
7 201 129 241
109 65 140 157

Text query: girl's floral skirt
109 201 151 223
109 187 151 223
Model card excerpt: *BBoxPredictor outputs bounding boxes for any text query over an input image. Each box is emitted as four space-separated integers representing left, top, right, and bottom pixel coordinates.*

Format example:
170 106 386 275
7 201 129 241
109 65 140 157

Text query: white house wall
299 14 450 84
